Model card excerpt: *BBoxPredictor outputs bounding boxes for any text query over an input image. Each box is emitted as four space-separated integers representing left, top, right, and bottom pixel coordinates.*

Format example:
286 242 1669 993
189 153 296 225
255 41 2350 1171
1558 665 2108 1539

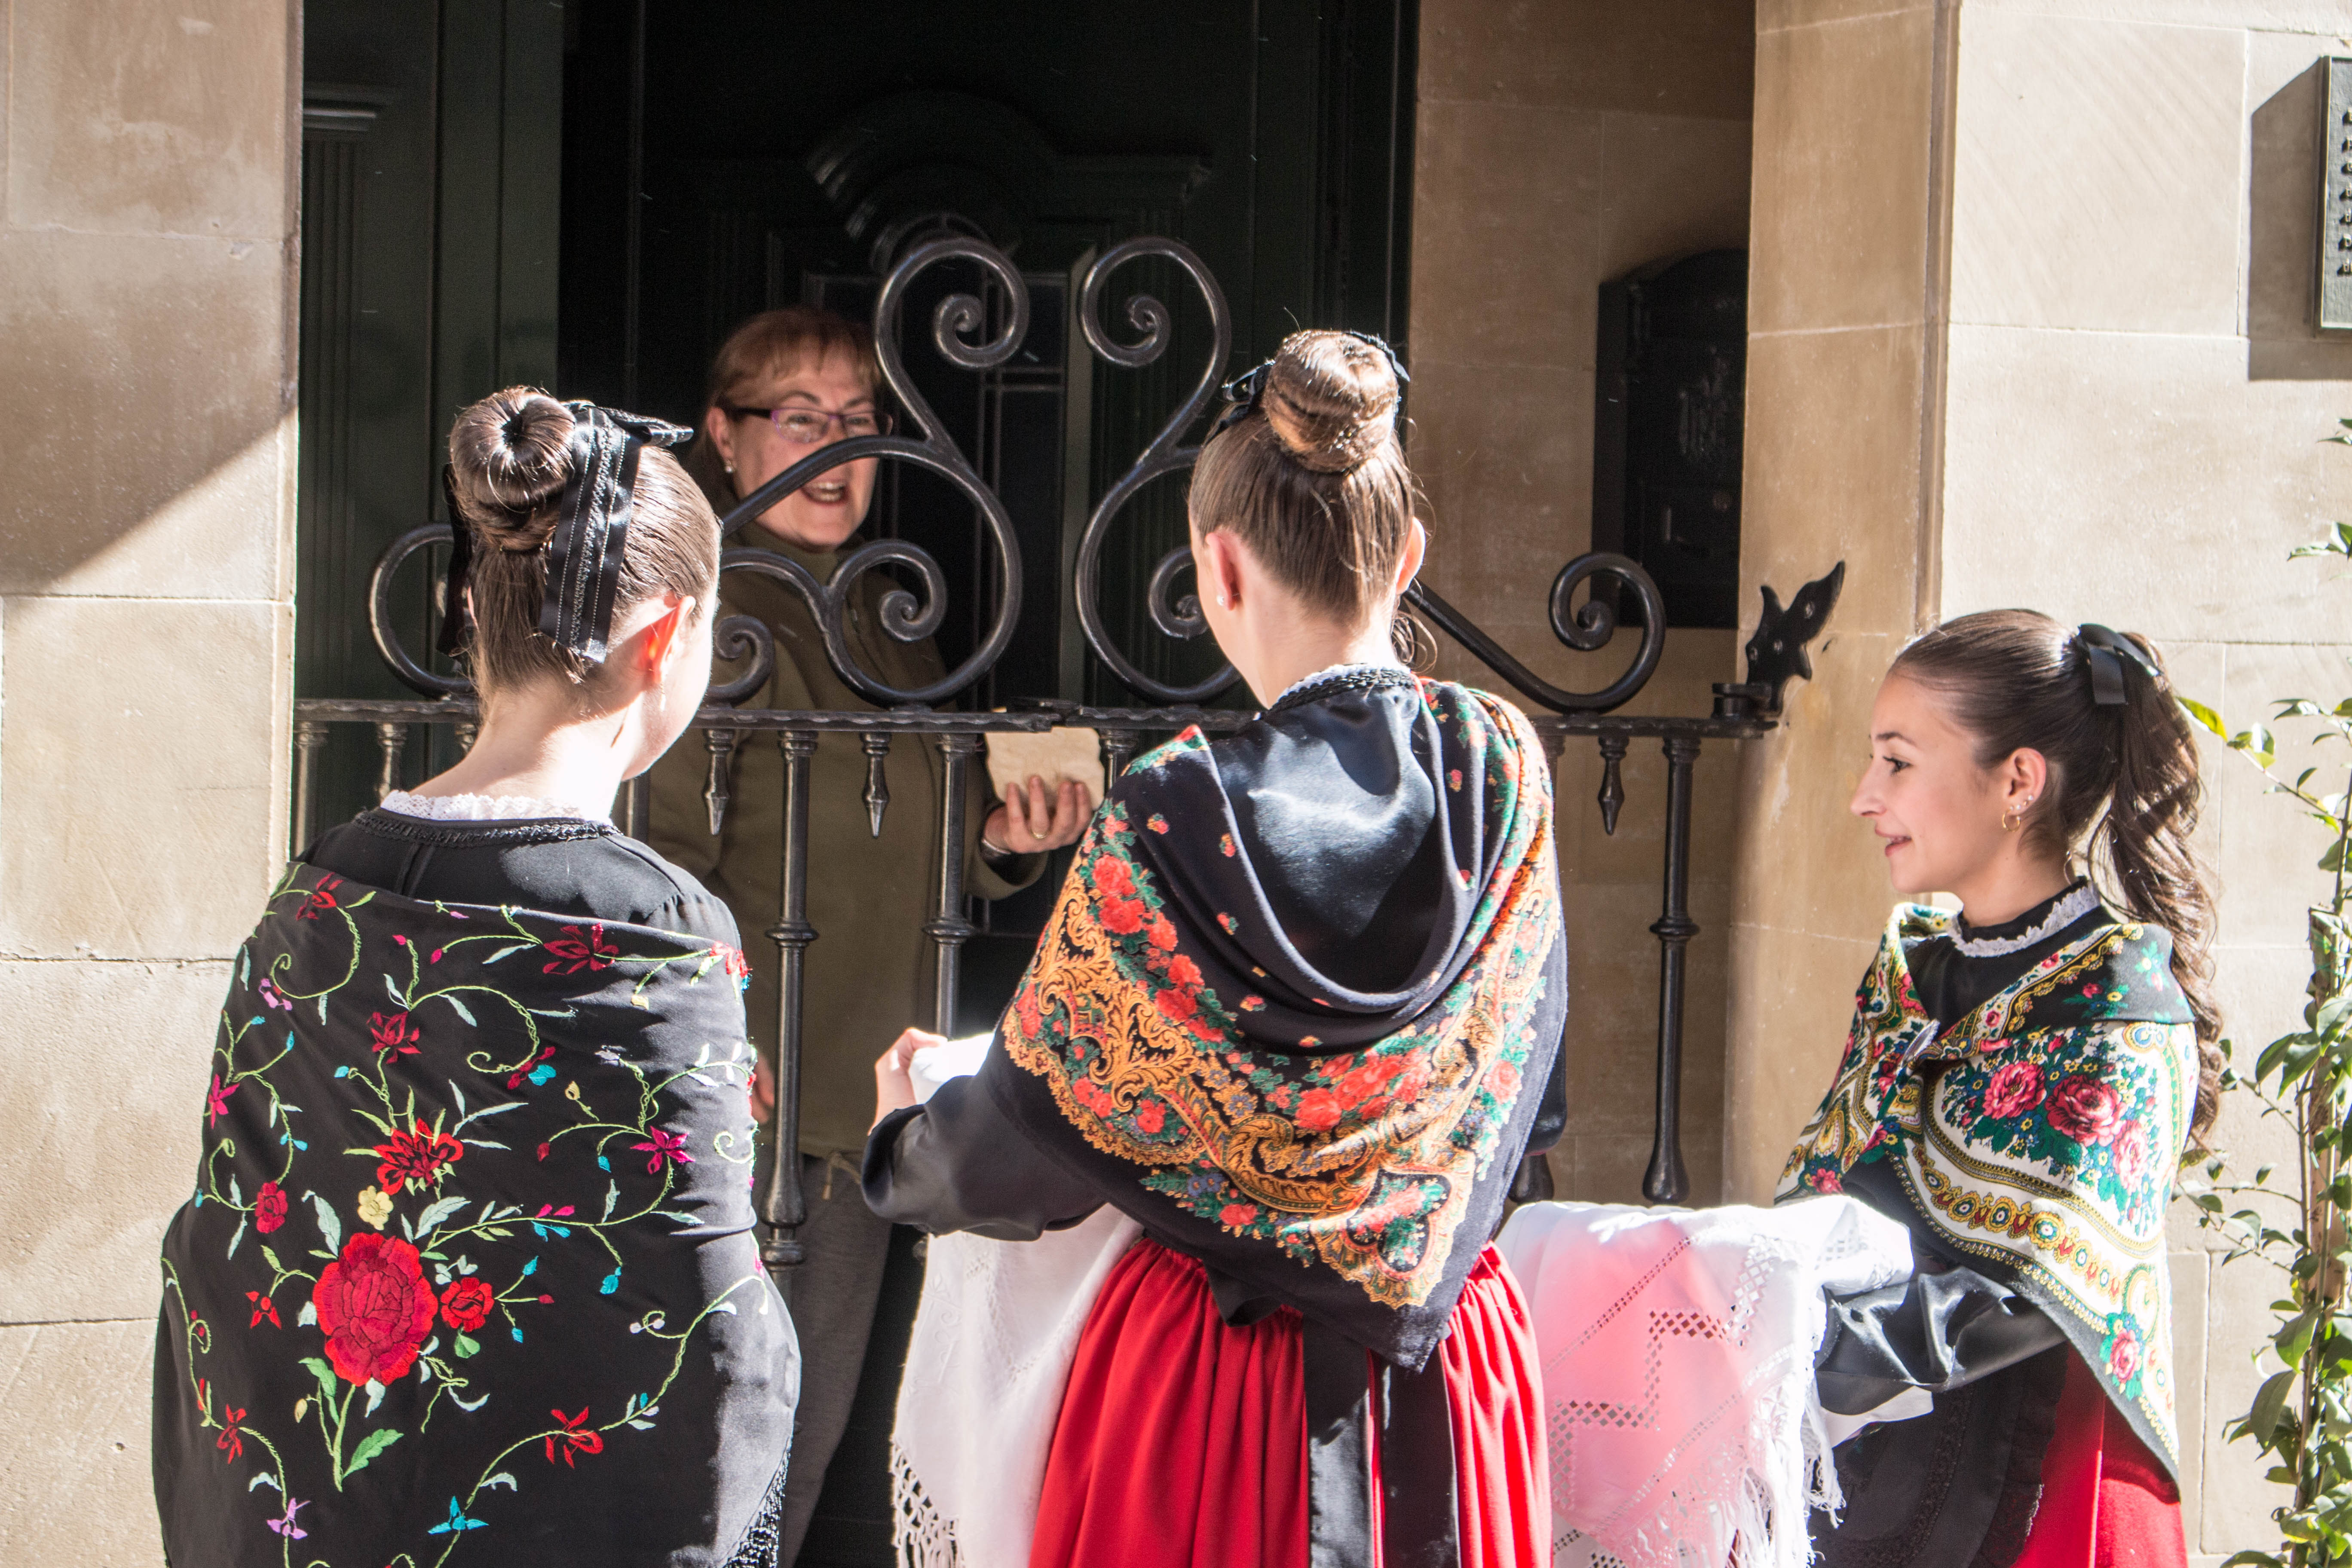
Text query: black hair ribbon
1207 331 1412 440
2077 623 2158 706
437 402 693 665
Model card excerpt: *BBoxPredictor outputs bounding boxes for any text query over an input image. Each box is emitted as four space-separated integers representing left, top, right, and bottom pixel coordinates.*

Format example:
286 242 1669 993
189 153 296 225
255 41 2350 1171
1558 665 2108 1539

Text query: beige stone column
1724 0 1955 1203
0 0 301 1560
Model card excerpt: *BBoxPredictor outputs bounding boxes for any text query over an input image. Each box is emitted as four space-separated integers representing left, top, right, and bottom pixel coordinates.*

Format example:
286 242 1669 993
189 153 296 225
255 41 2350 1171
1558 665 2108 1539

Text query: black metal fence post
928 733 982 1034
761 729 818 1272
1642 735 1702 1203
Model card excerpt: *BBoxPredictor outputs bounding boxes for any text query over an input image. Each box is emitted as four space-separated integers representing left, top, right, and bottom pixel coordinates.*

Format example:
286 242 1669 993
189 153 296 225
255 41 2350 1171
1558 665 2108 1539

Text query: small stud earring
724 461 735 475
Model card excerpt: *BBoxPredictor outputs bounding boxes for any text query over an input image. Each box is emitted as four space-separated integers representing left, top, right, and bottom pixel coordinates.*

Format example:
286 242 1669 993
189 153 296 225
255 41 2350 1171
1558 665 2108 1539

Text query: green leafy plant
2182 504 2352 1568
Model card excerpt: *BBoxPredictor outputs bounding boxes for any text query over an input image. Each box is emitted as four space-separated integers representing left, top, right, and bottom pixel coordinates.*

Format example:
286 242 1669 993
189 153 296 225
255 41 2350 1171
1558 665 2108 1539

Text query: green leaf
2232 725 2279 767
309 1193 342 1256
453 1332 480 1359
2220 1552 2288 1568
302 1357 339 1406
341 1427 402 1479
2250 1368 2301 1444
413 1195 469 1240
442 995 477 1026
2180 696 2229 739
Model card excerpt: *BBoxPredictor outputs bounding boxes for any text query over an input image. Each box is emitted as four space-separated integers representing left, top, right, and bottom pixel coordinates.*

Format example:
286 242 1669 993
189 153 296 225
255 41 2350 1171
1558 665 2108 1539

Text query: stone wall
1409 0 1758 1204
1729 0 2352 1554
0 0 301 1560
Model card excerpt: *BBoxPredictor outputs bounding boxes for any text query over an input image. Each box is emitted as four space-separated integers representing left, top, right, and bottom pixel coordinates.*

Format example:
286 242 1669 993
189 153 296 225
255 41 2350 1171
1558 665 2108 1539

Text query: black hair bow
2077 623 2158 706
1207 331 1411 440
437 402 695 665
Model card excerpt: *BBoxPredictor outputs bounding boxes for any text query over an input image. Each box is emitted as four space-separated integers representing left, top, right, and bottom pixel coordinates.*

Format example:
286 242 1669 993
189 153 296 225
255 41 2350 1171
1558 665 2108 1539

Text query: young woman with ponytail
1782 610 2214 1567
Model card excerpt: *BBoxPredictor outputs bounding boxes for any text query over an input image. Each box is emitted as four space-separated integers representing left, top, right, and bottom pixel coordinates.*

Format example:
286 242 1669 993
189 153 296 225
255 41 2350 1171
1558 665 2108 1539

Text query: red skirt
2012 1352 2187 1568
1028 1237 1549 1568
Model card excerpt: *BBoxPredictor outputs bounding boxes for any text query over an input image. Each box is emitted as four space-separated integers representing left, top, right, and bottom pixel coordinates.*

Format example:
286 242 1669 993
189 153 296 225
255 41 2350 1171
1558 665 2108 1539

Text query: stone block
1758 0 1936 31
1950 12 2244 335
1409 101 1602 371
1723 921 1879 1201
2201 1244 2293 1550
1750 9 1938 335
0 230 294 600
6 0 292 239
0 959 223 1323
1418 0 1756 121
2173 1250 2209 1547
2214 641 2352 949
0 1320 165 1567
1966 0 2352 30
1939 327 2352 647
1596 110 1755 282
1743 326 1927 638
0 597 290 959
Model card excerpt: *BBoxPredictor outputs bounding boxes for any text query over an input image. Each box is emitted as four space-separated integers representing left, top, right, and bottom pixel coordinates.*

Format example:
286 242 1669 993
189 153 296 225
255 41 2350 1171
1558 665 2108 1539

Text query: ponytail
1891 611 2222 1142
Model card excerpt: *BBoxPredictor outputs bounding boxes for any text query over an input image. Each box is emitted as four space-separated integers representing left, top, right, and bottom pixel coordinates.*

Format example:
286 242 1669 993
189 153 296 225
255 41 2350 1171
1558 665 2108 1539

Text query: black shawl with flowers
1778 903 2196 1478
152 864 796 1568
978 672 1566 1369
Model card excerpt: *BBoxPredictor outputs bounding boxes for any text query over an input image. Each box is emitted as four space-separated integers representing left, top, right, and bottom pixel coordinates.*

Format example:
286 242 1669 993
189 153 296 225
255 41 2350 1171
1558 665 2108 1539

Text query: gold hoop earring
2002 811 2021 833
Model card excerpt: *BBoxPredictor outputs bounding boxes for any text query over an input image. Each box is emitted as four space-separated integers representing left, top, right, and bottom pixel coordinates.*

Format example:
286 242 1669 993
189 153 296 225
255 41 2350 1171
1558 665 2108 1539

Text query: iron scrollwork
714 235 1032 707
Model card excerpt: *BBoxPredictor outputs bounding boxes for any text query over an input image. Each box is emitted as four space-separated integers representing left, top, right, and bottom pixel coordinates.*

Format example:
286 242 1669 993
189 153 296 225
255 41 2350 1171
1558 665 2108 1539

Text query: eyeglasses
723 404 894 445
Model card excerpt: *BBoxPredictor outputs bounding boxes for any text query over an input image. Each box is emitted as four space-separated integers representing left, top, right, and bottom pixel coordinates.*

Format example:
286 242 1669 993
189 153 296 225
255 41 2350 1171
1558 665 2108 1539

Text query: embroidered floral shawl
1776 903 2196 1476
975 677 1568 1368
152 865 797 1568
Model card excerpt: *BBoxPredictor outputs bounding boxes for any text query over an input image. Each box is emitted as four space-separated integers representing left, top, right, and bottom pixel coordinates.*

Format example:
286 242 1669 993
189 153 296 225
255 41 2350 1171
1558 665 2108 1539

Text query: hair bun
448 388 576 550
1260 331 1401 476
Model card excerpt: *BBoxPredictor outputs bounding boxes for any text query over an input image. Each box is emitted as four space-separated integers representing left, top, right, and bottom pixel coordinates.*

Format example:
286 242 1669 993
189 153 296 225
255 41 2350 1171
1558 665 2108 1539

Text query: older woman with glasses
649 307 1091 1564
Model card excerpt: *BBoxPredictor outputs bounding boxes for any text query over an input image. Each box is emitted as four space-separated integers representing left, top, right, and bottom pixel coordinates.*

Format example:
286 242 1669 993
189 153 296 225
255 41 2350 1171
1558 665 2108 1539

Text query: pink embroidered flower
312 1233 436 1385
1488 1060 1522 1099
253 1180 288 1235
1219 833 1237 858
1217 913 1239 935
2047 1076 2123 1145
2111 1118 2152 1186
204 1073 236 1127
1147 814 1170 834
2107 1325 2142 1384
1812 1168 1844 1194
631 1125 694 1173
542 923 617 975
257 977 290 1012
1983 1060 2044 1119
1240 995 1265 1011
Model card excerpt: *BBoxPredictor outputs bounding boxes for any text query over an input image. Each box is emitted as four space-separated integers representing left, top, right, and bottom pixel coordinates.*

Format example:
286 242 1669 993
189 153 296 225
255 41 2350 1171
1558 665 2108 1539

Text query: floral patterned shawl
975 675 1568 1368
152 865 797 1568
1777 903 2196 1476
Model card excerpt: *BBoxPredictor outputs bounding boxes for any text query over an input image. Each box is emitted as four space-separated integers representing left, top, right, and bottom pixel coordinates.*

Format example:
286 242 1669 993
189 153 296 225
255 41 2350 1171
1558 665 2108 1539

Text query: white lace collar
1947 881 2102 959
380 789 611 825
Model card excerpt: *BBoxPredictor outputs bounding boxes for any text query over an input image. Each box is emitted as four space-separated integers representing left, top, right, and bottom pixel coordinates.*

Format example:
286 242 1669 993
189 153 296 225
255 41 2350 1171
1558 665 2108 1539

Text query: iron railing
289 236 1841 1273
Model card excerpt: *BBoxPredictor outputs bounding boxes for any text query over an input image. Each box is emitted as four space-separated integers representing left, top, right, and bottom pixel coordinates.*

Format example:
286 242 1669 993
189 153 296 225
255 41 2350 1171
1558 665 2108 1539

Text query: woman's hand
750 1056 776 1124
873 1027 945 1129
983 776 1094 857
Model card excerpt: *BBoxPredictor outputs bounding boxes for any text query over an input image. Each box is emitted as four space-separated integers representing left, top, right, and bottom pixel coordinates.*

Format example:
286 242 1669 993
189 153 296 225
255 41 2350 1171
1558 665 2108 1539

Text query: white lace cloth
1495 1197 1916 1568
380 789 610 824
889 1038 1142 1568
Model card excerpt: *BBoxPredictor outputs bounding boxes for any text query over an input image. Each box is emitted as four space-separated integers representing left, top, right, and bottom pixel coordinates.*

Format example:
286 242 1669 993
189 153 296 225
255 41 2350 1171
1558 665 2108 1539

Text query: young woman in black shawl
152 391 799 1567
1782 612 2211 1565
863 331 1568 1568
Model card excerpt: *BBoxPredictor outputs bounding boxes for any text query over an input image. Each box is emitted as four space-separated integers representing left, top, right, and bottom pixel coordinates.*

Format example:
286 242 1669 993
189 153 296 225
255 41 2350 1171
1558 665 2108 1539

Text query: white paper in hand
907 1034 993 1104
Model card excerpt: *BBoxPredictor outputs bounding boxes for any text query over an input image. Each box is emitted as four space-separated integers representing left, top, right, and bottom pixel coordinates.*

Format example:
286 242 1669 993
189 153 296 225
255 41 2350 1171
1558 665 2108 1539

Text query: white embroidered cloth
890 1038 1142 1568
1495 1197 1915 1568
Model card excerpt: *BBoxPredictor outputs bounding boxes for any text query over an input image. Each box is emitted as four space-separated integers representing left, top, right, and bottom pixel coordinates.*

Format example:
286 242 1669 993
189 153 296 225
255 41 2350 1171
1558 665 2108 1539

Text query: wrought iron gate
290 236 1840 1268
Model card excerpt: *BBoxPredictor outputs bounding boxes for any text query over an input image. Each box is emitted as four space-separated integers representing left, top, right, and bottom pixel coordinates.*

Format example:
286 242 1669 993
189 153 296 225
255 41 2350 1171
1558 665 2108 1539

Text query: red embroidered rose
2047 1075 2123 1144
1220 1203 1259 1228
1100 896 1145 936
368 1011 420 1057
1812 1168 1844 1194
254 1180 288 1235
542 923 618 975
439 1276 495 1332
1489 1059 1522 1099
1090 854 1134 898
1167 954 1204 988
1014 986 1044 1040
1147 914 1179 951
1983 1060 2045 1119
1155 988 1198 1023
1134 1099 1167 1135
1296 1087 1344 1133
312 1233 436 1385
374 1121 464 1194
299 874 343 920
718 945 750 980
2112 1118 2152 1186
2107 1326 2142 1384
